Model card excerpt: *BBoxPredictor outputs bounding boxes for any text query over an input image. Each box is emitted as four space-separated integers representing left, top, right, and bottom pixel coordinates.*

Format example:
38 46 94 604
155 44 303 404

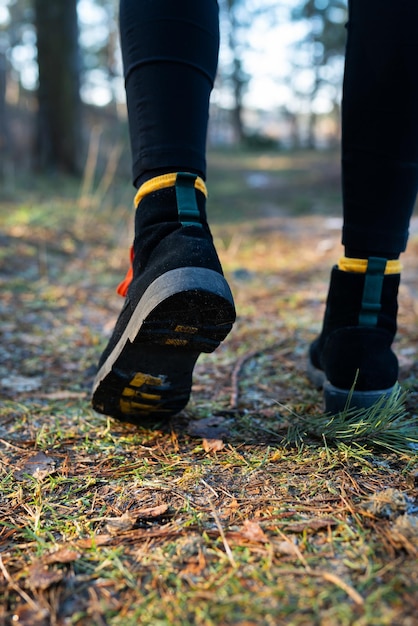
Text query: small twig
0 438 29 452
317 570 364 606
87 587 109 626
276 528 310 570
0 555 40 612
201 479 219 499
276 567 364 607
208 500 236 568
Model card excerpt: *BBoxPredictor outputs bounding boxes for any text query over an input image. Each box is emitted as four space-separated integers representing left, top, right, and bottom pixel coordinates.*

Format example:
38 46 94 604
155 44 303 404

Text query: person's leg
92 0 235 423
310 0 418 412
121 0 219 188
342 0 418 259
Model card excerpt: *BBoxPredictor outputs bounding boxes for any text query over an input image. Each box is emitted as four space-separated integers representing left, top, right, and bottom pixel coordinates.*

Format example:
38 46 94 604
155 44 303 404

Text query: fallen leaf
74 526 181 549
285 518 338 533
12 605 49 626
75 535 113 549
14 452 58 481
105 504 170 534
26 563 64 591
43 548 81 565
133 503 169 519
274 540 300 556
238 520 268 543
202 438 225 452
106 511 137 535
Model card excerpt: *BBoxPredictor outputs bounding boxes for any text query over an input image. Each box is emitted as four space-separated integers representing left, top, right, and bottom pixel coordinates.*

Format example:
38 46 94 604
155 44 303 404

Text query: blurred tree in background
218 0 280 144
0 28 6 178
34 0 82 174
290 0 347 147
0 0 347 182
0 0 34 178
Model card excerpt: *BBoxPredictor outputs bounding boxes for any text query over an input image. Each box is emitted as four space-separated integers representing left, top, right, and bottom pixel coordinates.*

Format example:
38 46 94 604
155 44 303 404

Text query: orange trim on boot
116 246 134 297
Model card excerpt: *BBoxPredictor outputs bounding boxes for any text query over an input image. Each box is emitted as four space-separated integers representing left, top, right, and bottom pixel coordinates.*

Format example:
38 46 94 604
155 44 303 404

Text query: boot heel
136 267 235 351
323 381 397 413
308 261 400 416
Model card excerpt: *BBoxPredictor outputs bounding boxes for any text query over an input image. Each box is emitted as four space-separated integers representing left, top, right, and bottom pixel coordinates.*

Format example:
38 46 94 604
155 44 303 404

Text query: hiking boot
308 257 400 413
91 173 236 423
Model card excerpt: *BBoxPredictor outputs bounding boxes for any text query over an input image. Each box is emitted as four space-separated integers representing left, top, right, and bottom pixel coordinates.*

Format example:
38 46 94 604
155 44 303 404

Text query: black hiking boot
91 173 236 423
308 258 400 413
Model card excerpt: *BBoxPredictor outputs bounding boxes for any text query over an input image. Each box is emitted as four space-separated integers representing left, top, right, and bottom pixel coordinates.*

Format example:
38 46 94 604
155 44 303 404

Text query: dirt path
1 153 417 624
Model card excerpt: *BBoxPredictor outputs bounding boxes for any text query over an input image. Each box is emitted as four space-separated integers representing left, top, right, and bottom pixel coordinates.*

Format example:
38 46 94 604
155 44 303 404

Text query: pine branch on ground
286 385 418 455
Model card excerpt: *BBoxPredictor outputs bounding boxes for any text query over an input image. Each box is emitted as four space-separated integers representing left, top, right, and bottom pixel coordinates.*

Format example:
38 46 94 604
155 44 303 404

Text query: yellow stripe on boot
338 256 402 275
134 172 207 208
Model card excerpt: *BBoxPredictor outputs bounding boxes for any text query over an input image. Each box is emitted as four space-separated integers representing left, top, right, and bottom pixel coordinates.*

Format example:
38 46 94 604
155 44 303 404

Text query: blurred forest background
0 0 348 185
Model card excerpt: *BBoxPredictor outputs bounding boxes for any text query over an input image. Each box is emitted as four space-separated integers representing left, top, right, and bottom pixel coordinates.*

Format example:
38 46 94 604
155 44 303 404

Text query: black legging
119 0 418 259
342 0 418 258
119 0 219 187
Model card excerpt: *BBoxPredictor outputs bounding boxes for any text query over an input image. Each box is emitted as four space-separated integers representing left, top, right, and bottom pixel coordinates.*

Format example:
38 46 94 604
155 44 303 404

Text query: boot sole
307 360 397 413
92 267 235 423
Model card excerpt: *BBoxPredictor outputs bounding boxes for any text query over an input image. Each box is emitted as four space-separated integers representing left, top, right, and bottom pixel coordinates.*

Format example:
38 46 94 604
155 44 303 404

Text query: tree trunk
230 58 246 143
224 0 247 144
0 48 8 180
33 0 82 174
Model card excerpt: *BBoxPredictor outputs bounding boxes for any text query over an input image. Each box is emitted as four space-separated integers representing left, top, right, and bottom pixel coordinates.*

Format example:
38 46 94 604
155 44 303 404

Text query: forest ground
0 149 417 625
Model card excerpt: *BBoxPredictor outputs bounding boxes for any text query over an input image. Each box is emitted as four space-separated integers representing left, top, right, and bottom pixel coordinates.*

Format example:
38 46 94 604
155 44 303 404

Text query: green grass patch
0 150 417 624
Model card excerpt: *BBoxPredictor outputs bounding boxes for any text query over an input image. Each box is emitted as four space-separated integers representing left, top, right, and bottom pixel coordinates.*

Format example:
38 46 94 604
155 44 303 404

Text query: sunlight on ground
0 150 417 625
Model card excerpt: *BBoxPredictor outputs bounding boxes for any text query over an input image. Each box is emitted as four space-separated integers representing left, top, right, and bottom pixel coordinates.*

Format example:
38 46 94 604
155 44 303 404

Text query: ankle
134 172 208 227
322 261 400 335
134 168 205 190
133 172 211 266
